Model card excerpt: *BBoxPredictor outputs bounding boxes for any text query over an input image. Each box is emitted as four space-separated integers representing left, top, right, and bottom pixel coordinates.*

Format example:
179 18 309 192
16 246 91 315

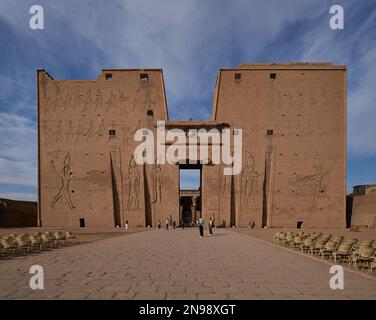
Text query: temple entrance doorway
179 164 201 226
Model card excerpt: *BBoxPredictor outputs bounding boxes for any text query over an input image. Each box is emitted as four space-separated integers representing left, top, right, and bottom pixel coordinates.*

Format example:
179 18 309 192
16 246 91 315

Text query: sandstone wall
211 63 346 228
351 194 376 228
38 69 173 227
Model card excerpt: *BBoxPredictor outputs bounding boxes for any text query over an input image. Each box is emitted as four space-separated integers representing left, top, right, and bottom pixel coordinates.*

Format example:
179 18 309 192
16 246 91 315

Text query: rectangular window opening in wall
147 110 154 116
267 129 273 136
270 73 277 79
297 221 303 229
105 73 112 80
234 73 241 81
109 129 116 136
79 218 85 228
140 73 149 81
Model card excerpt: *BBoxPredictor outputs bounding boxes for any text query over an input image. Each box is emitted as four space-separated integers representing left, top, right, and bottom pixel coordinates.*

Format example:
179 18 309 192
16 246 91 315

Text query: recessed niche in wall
140 73 149 81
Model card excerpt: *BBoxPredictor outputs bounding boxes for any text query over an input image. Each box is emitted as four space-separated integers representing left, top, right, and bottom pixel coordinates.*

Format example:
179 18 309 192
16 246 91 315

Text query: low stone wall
351 193 376 228
0 198 37 227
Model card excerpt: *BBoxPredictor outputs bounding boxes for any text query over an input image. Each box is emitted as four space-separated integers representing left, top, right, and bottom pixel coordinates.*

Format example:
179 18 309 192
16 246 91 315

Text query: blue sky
0 0 375 200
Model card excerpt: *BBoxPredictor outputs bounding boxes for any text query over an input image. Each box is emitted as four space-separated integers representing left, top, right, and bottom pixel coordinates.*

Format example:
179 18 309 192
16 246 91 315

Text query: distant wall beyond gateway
349 185 376 228
0 198 37 227
37 63 346 228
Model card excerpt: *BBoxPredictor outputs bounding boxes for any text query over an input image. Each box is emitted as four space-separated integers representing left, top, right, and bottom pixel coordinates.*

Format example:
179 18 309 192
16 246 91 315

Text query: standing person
198 217 204 237
208 217 213 236
157 219 161 229
165 217 169 230
125 220 128 230
172 220 176 230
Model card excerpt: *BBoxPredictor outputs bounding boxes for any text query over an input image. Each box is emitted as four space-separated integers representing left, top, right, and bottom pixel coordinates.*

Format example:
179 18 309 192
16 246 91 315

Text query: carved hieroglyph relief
43 117 114 144
55 120 64 142
125 156 140 210
153 159 163 203
41 85 138 121
81 89 93 113
120 121 130 145
219 163 230 196
74 118 84 142
118 89 128 118
96 118 105 141
64 120 74 142
41 120 51 146
50 152 85 210
84 119 95 142
292 158 334 211
242 151 259 209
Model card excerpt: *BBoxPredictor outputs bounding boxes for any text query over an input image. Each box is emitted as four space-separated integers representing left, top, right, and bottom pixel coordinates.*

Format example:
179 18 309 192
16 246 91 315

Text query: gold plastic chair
320 240 340 259
333 242 355 263
1 239 17 256
29 235 43 252
354 247 376 269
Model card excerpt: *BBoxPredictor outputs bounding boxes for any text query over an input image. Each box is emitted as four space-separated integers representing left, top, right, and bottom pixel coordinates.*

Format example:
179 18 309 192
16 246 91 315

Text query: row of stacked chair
273 231 376 273
0 231 77 258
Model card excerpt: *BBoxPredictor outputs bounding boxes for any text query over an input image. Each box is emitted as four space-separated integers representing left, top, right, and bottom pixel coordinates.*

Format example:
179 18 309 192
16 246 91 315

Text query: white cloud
0 192 36 202
0 113 36 187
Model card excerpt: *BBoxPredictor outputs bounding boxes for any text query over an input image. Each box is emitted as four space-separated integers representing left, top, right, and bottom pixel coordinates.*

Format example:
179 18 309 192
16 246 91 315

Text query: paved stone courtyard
0 228 375 300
